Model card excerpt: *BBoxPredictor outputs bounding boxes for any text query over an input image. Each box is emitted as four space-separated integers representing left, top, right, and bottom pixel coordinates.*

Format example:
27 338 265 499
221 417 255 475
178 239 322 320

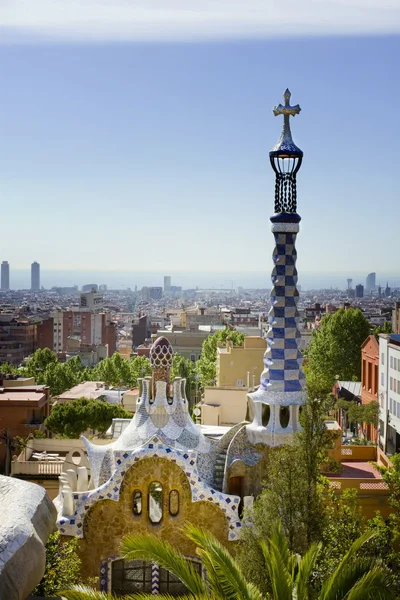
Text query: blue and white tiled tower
247 89 305 447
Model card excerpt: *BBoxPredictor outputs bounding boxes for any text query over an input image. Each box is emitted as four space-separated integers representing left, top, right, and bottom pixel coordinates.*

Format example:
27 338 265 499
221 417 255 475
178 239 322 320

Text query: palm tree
62 522 396 600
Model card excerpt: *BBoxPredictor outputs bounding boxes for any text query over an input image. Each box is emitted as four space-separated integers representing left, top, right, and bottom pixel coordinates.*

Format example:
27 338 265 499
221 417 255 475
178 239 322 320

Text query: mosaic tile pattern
83 377 211 488
247 215 305 446
57 435 242 541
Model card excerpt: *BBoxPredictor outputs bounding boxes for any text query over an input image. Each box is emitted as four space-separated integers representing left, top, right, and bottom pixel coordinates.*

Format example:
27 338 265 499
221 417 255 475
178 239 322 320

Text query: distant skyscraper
366 272 376 291
355 284 364 298
164 276 171 291
31 261 40 291
1 261 10 291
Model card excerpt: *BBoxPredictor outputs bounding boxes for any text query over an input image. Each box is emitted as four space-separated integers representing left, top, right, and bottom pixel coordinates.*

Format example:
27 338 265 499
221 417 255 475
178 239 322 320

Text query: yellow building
216 336 267 387
201 337 266 426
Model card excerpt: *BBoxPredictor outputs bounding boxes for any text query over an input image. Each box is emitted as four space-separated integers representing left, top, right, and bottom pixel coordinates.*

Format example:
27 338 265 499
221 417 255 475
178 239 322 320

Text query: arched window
169 490 179 516
148 481 163 523
280 406 290 428
132 490 142 515
262 404 270 426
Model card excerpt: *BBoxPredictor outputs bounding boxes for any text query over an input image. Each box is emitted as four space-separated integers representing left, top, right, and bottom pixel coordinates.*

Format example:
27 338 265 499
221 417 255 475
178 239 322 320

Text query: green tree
24 347 58 381
31 532 82 597
0 361 18 374
91 353 130 386
129 355 152 387
373 321 393 339
62 523 396 600
306 308 371 394
335 400 379 439
44 397 132 438
196 329 245 390
237 391 336 593
171 354 197 403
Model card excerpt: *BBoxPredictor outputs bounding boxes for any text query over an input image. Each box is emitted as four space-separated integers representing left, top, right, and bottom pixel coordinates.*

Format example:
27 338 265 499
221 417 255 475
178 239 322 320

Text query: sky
1 1 400 288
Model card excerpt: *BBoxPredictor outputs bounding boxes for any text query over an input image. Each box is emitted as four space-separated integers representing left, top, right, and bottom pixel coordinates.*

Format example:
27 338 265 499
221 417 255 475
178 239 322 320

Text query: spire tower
247 89 305 446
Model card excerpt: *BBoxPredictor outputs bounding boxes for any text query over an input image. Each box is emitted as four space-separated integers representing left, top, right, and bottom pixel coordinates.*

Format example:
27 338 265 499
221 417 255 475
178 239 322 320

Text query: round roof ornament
149 336 174 369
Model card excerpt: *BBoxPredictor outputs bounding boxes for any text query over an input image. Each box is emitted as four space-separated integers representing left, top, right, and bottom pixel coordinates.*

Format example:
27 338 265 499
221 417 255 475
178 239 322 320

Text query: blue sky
1 1 400 284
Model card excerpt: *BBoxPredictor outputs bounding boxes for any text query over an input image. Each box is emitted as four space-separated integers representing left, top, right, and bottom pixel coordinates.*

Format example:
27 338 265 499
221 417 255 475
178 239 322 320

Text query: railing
11 460 64 476
339 446 377 460
377 446 393 469
328 478 389 494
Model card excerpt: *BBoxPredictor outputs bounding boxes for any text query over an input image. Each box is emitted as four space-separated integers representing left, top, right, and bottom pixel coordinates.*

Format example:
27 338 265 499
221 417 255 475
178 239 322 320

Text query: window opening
169 490 179 516
133 490 142 515
149 481 163 523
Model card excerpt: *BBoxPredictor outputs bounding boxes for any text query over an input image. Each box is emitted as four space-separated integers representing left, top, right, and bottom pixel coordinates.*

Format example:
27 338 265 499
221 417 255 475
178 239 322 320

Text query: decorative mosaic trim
57 435 242 541
271 222 300 233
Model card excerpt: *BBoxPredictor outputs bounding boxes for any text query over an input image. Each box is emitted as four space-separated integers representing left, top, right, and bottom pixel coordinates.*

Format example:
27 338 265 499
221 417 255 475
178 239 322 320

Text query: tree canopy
44 397 132 438
305 308 371 394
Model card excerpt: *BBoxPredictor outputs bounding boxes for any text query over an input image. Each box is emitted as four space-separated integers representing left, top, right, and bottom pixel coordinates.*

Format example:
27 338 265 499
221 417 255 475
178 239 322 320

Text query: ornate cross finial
270 88 303 158
273 88 301 118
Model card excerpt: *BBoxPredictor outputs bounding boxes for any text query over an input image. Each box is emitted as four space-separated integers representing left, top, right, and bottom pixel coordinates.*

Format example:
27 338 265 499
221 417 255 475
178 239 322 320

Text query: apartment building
0 315 36 366
379 334 400 454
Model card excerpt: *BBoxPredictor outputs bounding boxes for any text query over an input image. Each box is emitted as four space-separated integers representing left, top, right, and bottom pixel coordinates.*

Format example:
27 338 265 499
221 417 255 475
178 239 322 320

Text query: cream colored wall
123 389 139 412
216 336 266 387
2 377 35 387
202 387 248 426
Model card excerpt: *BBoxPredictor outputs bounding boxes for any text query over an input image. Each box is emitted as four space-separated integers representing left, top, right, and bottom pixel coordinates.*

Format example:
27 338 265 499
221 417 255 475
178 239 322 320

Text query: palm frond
185 523 263 600
320 557 388 600
61 586 115 600
319 530 378 600
294 542 322 600
61 584 209 600
344 568 396 600
120 533 207 597
260 538 292 600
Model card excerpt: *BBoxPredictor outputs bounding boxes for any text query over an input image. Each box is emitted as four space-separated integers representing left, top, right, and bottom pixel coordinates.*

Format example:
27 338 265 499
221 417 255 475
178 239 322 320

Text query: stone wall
78 457 231 582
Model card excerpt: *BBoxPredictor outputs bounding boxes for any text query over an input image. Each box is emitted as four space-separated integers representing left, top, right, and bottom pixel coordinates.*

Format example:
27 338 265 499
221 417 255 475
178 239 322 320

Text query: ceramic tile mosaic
56 435 242 540
246 216 305 447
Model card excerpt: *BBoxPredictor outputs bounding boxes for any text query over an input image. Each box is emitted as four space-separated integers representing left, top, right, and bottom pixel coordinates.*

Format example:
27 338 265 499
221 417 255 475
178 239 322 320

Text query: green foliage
336 399 380 436
7 348 153 397
31 532 81 597
25 347 58 379
373 321 393 339
306 308 371 394
62 523 397 600
196 328 245 390
171 354 196 401
0 361 19 374
91 353 152 388
44 397 132 438
129 355 152 387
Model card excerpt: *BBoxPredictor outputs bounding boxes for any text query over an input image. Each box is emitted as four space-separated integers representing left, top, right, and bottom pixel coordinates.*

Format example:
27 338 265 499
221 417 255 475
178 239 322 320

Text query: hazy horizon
3 269 400 292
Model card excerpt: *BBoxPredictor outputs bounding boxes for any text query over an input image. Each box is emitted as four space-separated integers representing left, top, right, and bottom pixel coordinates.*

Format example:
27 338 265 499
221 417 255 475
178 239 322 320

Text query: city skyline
2 267 400 293
1 4 400 275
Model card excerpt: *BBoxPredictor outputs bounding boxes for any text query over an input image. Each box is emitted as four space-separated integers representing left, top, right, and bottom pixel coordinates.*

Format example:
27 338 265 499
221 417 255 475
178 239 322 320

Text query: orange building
0 385 50 473
361 335 379 442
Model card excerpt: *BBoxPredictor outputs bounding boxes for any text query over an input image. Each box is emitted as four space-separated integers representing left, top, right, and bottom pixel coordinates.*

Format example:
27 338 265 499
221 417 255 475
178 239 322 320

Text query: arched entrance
110 557 202 596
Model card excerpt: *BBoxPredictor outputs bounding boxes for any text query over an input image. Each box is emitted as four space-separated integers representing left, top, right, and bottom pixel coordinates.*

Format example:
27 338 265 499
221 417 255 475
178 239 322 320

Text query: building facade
0 385 50 472
37 309 116 355
379 334 400 454
31 262 40 291
366 272 376 292
361 335 379 442
1 261 10 291
0 315 37 366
